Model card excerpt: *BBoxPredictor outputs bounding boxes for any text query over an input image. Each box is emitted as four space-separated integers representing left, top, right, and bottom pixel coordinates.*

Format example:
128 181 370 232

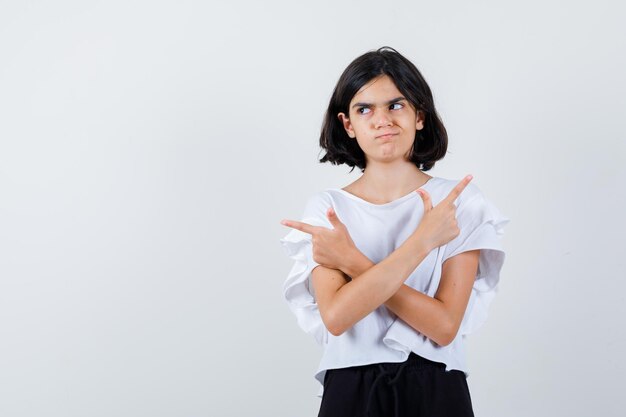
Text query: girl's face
338 74 424 165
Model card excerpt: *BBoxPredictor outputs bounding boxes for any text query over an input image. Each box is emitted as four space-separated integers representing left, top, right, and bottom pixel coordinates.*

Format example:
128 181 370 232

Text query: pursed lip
375 132 398 139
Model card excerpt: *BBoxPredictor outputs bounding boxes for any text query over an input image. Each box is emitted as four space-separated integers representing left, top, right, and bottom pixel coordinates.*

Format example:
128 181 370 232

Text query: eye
390 102 404 110
357 107 371 115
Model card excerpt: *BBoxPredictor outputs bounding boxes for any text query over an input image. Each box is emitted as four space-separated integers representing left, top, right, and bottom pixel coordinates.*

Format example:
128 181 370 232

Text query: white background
1 1 625 416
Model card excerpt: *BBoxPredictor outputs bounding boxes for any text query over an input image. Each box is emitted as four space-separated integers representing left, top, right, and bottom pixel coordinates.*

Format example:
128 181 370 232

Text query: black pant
318 353 474 417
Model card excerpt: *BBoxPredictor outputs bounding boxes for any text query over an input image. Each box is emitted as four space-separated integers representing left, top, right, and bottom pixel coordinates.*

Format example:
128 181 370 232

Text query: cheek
351 123 369 137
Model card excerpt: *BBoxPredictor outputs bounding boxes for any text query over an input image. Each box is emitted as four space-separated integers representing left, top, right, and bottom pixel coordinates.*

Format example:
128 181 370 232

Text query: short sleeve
442 184 510 335
279 192 332 346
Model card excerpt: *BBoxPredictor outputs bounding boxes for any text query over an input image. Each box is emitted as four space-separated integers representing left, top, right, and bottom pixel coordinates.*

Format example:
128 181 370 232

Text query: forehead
351 75 402 103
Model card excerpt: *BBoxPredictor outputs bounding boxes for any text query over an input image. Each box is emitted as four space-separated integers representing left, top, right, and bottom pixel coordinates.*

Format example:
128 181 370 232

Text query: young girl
279 46 509 417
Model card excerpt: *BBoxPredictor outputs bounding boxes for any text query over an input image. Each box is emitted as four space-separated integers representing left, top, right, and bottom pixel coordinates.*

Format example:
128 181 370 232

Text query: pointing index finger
442 174 473 204
280 219 318 236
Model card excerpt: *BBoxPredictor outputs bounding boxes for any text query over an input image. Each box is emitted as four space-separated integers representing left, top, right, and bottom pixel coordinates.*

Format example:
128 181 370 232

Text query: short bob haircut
319 46 448 173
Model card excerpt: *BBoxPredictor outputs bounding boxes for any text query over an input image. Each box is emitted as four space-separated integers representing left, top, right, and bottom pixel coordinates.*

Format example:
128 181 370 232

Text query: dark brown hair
319 46 448 173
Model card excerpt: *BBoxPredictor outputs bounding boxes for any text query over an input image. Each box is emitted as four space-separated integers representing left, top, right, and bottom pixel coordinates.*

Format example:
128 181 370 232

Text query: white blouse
279 176 509 392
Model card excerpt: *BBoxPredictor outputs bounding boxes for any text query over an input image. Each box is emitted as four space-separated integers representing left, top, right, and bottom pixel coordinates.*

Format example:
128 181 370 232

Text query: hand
412 175 473 251
280 207 357 271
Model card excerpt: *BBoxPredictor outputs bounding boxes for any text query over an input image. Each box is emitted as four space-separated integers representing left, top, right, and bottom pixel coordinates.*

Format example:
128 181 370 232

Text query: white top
279 176 509 393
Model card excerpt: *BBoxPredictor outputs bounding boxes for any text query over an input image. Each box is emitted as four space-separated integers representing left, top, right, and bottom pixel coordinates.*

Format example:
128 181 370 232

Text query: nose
374 110 393 128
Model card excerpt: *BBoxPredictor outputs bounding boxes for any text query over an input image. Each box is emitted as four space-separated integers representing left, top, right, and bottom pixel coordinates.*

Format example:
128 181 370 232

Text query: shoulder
298 190 334 227
303 190 333 213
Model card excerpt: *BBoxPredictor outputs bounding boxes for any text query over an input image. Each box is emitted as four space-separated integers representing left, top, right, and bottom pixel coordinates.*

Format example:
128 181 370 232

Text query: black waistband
365 353 444 417
387 352 445 371
324 354 451 417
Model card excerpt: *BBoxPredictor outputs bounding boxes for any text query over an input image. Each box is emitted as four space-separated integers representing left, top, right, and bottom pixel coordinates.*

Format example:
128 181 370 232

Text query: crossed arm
312 245 479 346
284 175 479 345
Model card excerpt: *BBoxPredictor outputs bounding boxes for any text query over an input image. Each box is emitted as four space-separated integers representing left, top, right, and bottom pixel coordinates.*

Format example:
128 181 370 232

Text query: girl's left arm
343 249 479 346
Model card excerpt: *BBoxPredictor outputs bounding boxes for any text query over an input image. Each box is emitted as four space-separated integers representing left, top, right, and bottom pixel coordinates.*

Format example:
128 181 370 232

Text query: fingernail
280 220 288 225
467 175 473 180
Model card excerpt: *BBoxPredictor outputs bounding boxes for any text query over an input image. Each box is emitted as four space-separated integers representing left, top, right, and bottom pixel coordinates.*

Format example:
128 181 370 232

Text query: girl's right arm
312 175 472 336
312 233 430 336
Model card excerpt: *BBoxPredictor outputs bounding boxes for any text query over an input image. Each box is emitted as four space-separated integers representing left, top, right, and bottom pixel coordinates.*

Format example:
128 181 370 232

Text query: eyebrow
351 96 406 109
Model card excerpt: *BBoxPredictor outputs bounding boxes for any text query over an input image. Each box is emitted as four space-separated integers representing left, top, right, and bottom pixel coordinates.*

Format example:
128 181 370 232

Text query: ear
416 110 425 131
337 112 356 138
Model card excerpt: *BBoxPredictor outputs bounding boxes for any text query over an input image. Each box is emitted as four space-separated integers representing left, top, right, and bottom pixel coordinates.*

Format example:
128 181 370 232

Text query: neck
356 160 432 200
